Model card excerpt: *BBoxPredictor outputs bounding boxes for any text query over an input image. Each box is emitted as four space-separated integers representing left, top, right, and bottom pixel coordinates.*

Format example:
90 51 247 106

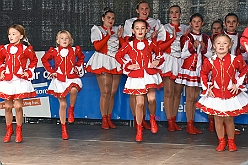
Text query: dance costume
86 25 124 75
41 46 84 98
225 31 247 58
175 32 212 87
123 17 165 41
115 38 163 95
240 27 248 89
0 43 38 100
196 53 248 116
160 23 188 79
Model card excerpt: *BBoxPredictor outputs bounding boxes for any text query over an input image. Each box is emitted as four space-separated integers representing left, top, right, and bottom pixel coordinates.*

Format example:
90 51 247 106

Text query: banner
0 50 247 124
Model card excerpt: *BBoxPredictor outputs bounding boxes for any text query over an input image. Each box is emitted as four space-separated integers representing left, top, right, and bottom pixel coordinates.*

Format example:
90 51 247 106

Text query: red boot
107 114 116 129
173 116 182 131
208 117 215 132
133 116 137 129
142 115 151 130
135 124 143 142
150 114 158 134
194 125 203 134
61 124 68 140
167 117 175 132
15 125 23 143
186 120 197 135
3 123 14 143
101 115 109 129
227 138 237 152
216 137 226 151
68 106 74 123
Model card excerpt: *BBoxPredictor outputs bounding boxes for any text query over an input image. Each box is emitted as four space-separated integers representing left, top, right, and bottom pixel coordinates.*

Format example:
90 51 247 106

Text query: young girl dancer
85 7 124 129
240 27 248 61
208 19 224 132
160 5 189 132
175 13 212 134
123 0 165 129
0 24 38 143
224 13 246 58
41 30 84 140
196 34 248 151
116 19 163 142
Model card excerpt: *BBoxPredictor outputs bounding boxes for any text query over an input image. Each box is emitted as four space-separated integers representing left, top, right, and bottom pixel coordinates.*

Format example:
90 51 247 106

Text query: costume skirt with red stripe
123 70 163 95
175 68 201 87
196 92 248 117
85 51 122 75
47 78 82 98
160 53 183 79
0 76 36 100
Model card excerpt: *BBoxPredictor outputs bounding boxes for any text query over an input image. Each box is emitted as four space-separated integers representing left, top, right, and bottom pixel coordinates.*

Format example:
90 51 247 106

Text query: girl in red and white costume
224 13 247 59
196 34 248 152
85 7 124 129
0 24 38 143
159 5 189 132
42 30 84 140
123 0 165 130
175 13 212 134
240 27 248 91
116 19 163 142
207 19 224 132
241 27 248 62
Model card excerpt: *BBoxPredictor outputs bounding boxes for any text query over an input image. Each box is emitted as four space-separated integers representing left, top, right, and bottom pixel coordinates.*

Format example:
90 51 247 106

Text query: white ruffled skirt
160 53 183 79
123 70 162 95
0 76 36 100
175 68 201 87
196 92 248 117
47 78 82 98
86 51 122 75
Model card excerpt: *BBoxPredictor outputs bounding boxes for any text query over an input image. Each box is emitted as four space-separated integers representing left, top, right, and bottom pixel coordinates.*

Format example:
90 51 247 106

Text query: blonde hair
213 33 231 43
56 30 74 47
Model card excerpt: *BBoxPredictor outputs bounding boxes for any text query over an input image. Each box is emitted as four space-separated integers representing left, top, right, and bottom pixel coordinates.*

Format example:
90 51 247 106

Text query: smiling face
8 28 23 45
132 21 147 40
213 35 232 56
225 15 239 32
102 12 115 28
189 16 204 33
57 33 70 48
136 2 150 20
169 6 181 22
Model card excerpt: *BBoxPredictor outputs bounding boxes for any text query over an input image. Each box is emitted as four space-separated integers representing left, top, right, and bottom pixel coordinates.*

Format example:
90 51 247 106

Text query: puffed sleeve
74 46 85 77
180 34 197 59
0 45 6 74
233 55 248 90
91 25 110 51
41 47 56 74
24 46 38 80
200 58 213 96
115 42 132 75
123 19 133 41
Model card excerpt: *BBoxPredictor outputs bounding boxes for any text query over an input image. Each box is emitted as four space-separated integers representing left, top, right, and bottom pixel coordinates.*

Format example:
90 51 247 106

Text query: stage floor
0 121 247 165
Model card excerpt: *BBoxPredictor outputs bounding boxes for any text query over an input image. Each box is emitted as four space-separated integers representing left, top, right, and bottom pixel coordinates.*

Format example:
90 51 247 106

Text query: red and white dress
175 32 212 86
85 25 124 75
115 38 163 95
41 46 84 98
123 17 165 41
196 53 248 116
0 43 38 100
160 23 188 79
240 27 248 89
